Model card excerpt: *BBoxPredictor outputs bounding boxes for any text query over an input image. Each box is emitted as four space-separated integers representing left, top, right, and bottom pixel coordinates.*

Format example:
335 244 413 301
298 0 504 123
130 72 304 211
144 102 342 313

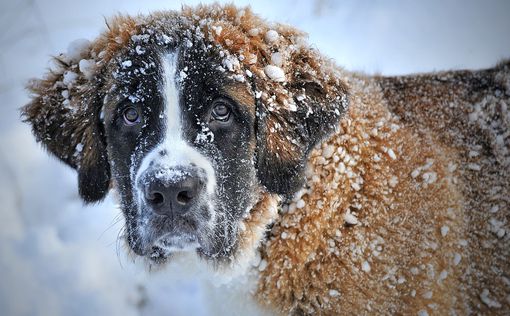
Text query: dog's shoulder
256 64 510 314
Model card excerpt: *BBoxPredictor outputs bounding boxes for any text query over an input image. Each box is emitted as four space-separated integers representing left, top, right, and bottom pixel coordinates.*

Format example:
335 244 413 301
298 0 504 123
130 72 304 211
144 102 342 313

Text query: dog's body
257 66 510 315
22 4 509 315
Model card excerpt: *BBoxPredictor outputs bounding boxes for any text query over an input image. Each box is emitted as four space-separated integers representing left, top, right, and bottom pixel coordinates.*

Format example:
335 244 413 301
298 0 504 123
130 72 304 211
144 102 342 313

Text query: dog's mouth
126 199 240 263
147 233 200 262
125 213 206 262
132 220 239 264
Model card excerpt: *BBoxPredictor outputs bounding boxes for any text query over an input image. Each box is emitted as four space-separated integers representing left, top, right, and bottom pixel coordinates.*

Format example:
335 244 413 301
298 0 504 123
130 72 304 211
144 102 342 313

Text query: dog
22 4 509 315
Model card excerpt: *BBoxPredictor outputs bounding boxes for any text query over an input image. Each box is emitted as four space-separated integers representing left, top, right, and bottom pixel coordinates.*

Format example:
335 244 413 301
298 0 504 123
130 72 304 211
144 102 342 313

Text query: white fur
135 51 216 197
133 52 217 249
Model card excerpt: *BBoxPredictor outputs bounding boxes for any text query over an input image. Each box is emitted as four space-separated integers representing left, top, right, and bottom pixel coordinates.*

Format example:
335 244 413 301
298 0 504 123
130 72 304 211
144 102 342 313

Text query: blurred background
0 0 509 315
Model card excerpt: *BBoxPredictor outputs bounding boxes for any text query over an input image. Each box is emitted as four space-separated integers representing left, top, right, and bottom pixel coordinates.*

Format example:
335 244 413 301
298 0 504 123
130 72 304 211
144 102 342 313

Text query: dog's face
22 6 348 267
103 42 261 261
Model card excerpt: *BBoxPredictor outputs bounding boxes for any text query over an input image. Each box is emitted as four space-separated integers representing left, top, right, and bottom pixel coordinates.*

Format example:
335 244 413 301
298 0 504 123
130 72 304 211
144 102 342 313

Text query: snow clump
78 59 95 80
65 38 91 63
264 29 279 43
264 65 285 82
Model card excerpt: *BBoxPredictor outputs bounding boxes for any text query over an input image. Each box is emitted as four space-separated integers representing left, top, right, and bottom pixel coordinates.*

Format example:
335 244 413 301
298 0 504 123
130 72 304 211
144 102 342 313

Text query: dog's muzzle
135 164 210 257
142 165 206 218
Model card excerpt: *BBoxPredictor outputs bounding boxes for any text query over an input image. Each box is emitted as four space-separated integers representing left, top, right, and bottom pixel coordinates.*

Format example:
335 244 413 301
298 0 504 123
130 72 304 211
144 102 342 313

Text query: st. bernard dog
22 4 509 315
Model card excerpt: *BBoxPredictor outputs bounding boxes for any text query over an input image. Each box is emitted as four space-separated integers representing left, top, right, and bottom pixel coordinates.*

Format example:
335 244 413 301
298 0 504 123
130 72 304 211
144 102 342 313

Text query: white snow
270 52 283 66
361 261 371 273
264 29 279 43
387 148 397 160
221 54 240 72
453 253 462 266
438 270 448 281
480 289 502 308
329 289 340 297
211 25 223 36
263 65 286 82
248 28 260 37
388 176 398 187
440 225 449 237
1 1 509 316
411 168 421 178
65 38 91 63
78 59 95 79
467 163 481 171
344 212 359 226
258 259 268 271
351 182 361 191
422 172 437 184
232 74 245 82
322 145 335 159
121 60 133 68
62 71 78 87
135 45 146 55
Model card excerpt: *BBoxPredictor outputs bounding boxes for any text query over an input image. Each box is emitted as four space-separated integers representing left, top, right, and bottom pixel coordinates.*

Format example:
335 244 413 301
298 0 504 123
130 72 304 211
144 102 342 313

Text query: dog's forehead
102 42 255 114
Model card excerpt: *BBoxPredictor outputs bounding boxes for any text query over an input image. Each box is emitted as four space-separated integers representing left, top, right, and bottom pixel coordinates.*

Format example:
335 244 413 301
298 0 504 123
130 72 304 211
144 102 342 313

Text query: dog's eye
123 106 141 125
210 100 231 122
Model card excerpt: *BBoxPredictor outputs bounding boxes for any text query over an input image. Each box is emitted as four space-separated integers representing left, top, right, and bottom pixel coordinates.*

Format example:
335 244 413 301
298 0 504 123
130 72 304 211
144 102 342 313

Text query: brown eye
211 101 231 122
123 106 140 125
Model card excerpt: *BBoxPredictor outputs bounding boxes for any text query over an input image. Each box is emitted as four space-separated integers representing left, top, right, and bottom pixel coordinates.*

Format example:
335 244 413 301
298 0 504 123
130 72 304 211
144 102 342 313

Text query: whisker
99 212 124 240
115 225 126 269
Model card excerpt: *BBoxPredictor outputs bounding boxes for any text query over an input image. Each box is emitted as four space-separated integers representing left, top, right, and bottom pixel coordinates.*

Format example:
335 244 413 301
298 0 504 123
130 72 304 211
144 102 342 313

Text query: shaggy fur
258 65 510 314
22 4 509 315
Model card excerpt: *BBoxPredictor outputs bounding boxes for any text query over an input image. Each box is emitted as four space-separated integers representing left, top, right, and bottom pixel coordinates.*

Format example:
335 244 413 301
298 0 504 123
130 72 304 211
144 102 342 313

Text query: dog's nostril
176 190 193 205
148 192 165 205
143 166 205 216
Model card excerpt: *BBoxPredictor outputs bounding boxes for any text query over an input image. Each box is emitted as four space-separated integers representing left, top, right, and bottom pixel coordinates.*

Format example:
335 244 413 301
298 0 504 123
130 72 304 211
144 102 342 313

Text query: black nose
143 167 205 217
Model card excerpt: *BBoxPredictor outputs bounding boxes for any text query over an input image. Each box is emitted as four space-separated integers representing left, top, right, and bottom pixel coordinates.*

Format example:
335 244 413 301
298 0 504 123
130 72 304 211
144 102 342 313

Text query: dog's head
22 5 348 267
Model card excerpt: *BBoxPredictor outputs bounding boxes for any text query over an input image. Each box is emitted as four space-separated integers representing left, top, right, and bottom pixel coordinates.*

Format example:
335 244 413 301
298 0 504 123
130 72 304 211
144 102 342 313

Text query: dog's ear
254 47 349 195
22 43 110 203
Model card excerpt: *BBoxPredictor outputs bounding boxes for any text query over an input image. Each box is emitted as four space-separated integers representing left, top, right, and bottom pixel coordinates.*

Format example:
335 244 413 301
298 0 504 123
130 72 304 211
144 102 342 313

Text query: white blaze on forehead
163 52 181 137
135 51 216 195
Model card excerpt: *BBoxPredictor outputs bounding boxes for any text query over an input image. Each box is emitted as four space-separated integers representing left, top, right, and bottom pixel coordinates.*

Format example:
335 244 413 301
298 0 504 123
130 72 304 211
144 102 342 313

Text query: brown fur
257 67 510 314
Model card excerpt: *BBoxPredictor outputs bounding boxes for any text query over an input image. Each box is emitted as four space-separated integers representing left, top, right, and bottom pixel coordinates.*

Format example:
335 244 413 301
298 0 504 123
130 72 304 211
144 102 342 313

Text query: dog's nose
144 167 205 217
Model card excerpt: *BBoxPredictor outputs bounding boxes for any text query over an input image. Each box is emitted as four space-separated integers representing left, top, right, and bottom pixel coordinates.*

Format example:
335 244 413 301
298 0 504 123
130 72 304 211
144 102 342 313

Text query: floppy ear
22 48 111 203
254 47 349 195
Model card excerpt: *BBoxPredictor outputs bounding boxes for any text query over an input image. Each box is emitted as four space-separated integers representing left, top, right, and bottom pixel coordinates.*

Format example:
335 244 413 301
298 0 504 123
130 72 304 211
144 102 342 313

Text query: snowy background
0 1 509 315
